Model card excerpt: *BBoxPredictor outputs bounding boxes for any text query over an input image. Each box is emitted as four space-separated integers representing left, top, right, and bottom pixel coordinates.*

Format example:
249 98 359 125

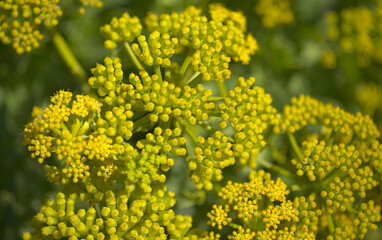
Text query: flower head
207 170 317 239
0 0 102 53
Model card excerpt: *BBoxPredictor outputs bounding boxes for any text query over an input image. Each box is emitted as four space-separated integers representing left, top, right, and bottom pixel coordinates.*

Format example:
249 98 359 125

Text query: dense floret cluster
21 3 382 240
324 0 382 67
0 0 102 53
208 170 317 239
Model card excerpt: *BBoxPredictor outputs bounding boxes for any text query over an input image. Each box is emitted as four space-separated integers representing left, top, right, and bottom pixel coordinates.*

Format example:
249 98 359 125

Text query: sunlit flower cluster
218 77 279 168
23 184 199 240
22 91 115 184
0 0 102 53
188 131 234 191
272 94 382 239
100 12 142 49
101 5 257 83
208 170 317 239
291 137 381 239
275 95 380 144
22 4 382 240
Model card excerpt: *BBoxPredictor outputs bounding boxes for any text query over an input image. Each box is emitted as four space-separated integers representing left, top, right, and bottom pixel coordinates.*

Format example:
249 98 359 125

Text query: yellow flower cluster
277 95 382 238
188 131 234 191
0 0 102 53
23 184 201 240
138 4 257 82
88 57 124 106
131 31 178 68
22 90 129 185
218 77 279 168
275 95 380 144
207 170 317 239
209 3 247 32
23 91 192 196
100 12 142 49
22 5 382 239
89 57 216 133
0 0 61 53
324 1 382 66
292 138 381 232
255 0 294 29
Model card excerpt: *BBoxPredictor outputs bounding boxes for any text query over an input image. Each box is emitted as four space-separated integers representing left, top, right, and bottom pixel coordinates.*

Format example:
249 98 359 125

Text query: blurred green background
0 0 381 239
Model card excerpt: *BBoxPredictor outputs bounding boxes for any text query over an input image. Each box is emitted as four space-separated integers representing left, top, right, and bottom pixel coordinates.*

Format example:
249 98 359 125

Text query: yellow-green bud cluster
144 5 257 82
324 1 382 66
0 0 102 53
294 138 377 194
121 127 187 193
120 71 214 129
209 3 247 32
22 90 132 185
255 0 294 29
132 31 178 67
275 95 380 144
138 127 187 160
188 131 234 191
89 57 215 133
325 200 381 240
218 77 279 168
207 170 316 239
100 12 142 49
23 185 197 240
288 137 382 238
88 57 124 106
0 0 61 53
22 5 382 240
208 4 258 64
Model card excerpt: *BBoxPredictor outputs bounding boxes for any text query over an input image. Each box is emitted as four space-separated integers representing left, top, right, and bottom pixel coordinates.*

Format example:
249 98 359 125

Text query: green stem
61 122 69 132
154 65 162 82
268 140 287 165
322 169 347 186
207 96 225 102
165 68 172 82
176 119 198 145
227 222 240 229
124 42 145 72
326 213 335 233
52 128 62 136
290 184 302 192
287 132 304 162
198 121 217 135
133 113 156 133
257 158 293 178
185 125 198 145
185 71 201 86
216 81 227 98
71 118 82 136
50 29 87 82
180 51 193 76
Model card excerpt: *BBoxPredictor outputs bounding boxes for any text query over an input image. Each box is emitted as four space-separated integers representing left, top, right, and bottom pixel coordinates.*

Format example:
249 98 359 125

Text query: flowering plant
2 1 381 239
